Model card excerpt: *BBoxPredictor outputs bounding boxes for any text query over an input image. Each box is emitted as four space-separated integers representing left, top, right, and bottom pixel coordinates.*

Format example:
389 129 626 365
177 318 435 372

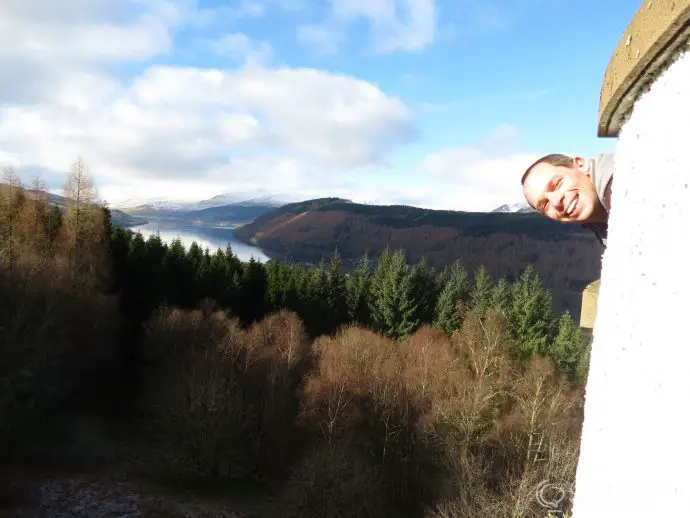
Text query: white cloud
333 0 436 53
0 0 176 106
0 150 21 169
0 0 175 63
299 0 436 55
419 126 538 210
0 0 531 213
0 64 413 180
0 0 416 206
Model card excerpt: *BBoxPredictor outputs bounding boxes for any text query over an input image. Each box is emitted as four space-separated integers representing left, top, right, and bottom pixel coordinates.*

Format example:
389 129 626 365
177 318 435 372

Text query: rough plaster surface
572 50 690 517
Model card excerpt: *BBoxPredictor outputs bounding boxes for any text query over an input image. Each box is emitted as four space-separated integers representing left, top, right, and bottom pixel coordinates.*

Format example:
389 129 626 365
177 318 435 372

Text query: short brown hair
521 153 574 185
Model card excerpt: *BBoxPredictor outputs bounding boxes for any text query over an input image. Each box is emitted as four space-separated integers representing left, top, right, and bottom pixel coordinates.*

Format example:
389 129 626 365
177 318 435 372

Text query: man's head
521 153 608 224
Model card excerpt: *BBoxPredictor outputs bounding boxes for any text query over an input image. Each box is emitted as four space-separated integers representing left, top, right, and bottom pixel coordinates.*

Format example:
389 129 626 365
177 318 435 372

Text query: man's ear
573 156 591 176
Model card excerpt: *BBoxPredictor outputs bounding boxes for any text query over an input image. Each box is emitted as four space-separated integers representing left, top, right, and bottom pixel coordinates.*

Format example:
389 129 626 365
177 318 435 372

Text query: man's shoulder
594 151 616 171
592 151 615 212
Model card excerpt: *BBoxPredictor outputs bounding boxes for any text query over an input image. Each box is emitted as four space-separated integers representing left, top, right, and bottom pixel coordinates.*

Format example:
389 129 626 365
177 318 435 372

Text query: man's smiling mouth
565 194 578 217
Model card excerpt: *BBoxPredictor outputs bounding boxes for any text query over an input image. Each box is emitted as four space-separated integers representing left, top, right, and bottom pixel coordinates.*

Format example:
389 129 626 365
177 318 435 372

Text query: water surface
129 220 269 263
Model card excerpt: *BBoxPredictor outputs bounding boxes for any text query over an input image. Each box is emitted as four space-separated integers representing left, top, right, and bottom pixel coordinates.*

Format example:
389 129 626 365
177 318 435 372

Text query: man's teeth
566 198 577 215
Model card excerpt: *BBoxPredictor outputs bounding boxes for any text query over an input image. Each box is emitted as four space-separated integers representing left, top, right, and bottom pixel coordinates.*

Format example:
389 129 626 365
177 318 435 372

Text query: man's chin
556 213 588 224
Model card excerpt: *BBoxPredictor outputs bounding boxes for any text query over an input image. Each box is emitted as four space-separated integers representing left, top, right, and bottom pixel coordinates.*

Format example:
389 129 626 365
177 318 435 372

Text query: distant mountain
114 190 296 214
121 200 281 227
110 209 148 228
183 203 282 226
234 197 602 318
109 198 200 212
492 202 536 214
198 190 296 208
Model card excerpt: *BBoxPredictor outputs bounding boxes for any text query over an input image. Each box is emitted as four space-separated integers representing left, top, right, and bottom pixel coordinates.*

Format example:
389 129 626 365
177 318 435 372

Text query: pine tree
163 238 190 306
550 311 585 381
470 265 494 313
44 204 63 249
490 277 512 314
434 261 471 335
346 253 373 326
187 241 206 287
207 248 230 305
180 241 207 305
224 244 242 276
139 233 168 315
283 264 300 313
508 264 555 358
308 261 330 336
236 258 268 325
408 257 438 324
123 232 150 320
266 260 290 311
295 265 314 319
370 249 419 340
369 247 393 307
326 250 348 333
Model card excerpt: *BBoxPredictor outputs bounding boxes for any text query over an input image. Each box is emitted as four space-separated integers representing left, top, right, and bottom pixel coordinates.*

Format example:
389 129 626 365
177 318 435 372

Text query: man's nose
547 191 564 209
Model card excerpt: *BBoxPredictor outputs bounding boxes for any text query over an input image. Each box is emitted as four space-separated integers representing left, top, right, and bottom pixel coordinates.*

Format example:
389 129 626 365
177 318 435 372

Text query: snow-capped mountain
112 190 297 212
198 189 296 208
491 202 536 214
109 197 201 211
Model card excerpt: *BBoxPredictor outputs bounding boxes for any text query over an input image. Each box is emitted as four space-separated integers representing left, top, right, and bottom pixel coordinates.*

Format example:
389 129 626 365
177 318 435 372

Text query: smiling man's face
522 156 607 224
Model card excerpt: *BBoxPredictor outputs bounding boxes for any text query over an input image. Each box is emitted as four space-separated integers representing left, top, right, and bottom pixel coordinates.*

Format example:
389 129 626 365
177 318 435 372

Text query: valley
119 196 601 319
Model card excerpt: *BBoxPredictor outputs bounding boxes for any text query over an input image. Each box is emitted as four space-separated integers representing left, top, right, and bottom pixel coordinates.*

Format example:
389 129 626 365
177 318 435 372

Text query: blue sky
0 0 640 210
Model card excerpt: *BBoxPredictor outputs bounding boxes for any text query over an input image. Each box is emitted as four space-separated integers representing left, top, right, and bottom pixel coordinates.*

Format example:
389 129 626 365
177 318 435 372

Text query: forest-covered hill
234 198 603 318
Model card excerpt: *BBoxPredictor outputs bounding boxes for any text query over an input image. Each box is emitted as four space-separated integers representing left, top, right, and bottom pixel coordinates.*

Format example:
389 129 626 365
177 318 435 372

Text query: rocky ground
1 475 252 518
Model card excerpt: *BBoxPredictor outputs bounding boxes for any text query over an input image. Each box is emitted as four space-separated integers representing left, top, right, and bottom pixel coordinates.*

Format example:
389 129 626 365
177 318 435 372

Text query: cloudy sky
0 0 637 210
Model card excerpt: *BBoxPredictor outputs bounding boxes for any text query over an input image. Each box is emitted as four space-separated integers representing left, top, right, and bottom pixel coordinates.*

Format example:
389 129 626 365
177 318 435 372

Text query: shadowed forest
2 160 587 517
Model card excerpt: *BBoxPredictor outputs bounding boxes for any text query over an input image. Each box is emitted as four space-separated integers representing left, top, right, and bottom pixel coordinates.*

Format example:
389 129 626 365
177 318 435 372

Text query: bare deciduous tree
0 167 25 274
61 157 105 282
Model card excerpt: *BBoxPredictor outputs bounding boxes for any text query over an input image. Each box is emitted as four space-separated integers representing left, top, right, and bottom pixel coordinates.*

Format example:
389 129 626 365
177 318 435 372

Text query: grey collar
588 152 615 212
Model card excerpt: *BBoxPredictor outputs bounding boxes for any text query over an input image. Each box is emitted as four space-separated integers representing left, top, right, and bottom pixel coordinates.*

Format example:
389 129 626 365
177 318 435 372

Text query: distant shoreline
128 217 250 231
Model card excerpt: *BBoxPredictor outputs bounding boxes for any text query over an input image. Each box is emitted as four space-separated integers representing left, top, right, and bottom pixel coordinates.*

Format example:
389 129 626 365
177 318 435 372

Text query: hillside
0 185 146 228
43 192 147 228
123 201 277 226
235 198 603 317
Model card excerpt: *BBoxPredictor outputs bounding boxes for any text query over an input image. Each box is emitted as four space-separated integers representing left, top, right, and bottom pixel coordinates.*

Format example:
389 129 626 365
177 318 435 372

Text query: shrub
139 307 310 482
